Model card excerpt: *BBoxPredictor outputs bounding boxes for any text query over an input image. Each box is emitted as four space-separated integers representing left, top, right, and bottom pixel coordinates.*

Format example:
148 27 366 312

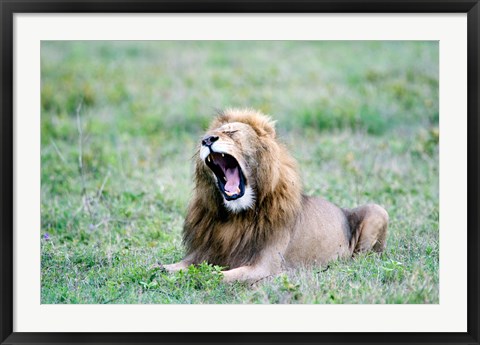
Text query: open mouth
205 152 246 201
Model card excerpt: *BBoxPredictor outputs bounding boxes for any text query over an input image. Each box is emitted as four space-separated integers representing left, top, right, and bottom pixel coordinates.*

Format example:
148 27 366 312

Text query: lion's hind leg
346 204 389 254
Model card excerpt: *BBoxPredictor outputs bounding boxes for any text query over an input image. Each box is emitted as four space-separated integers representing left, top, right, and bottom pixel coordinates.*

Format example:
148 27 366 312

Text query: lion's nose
202 135 219 146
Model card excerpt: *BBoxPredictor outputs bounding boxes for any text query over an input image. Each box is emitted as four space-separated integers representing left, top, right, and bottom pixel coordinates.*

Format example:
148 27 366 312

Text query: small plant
273 274 303 302
381 259 405 282
279 274 300 292
176 262 225 290
148 262 225 294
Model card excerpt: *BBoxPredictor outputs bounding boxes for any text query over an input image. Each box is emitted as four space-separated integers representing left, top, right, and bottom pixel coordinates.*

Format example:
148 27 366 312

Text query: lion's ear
251 115 276 138
261 118 277 137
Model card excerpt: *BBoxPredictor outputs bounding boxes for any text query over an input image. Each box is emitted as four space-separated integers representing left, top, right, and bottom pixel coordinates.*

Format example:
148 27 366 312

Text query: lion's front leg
156 253 196 273
222 248 286 283
222 236 290 283
162 260 191 273
222 264 275 283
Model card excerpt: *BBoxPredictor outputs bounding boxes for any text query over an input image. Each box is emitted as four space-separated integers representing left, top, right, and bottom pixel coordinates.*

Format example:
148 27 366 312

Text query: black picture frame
1 1 479 344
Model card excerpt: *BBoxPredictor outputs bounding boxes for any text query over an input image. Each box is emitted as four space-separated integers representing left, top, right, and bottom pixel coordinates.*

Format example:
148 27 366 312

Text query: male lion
163 109 388 283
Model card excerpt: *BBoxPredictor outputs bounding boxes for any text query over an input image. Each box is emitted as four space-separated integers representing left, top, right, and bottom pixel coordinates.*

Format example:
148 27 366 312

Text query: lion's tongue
224 166 240 194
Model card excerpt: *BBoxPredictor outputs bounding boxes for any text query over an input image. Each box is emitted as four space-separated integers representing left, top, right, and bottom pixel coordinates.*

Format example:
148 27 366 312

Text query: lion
163 108 388 283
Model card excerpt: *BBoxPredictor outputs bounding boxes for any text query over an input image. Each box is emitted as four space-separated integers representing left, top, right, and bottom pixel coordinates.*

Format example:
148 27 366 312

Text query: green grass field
41 41 439 304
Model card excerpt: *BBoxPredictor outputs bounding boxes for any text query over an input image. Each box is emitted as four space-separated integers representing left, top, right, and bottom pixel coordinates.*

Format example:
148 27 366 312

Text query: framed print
1 1 479 344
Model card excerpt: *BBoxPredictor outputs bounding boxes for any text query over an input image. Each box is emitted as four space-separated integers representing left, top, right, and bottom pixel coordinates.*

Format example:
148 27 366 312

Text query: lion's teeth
223 176 227 181
207 155 211 162
222 153 225 157
225 188 241 197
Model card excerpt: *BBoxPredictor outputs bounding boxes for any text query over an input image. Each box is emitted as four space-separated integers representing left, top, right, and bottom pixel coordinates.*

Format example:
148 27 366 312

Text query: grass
41 41 439 304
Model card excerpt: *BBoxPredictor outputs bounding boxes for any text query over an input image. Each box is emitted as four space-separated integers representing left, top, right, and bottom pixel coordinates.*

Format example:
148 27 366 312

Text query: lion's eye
224 130 238 136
